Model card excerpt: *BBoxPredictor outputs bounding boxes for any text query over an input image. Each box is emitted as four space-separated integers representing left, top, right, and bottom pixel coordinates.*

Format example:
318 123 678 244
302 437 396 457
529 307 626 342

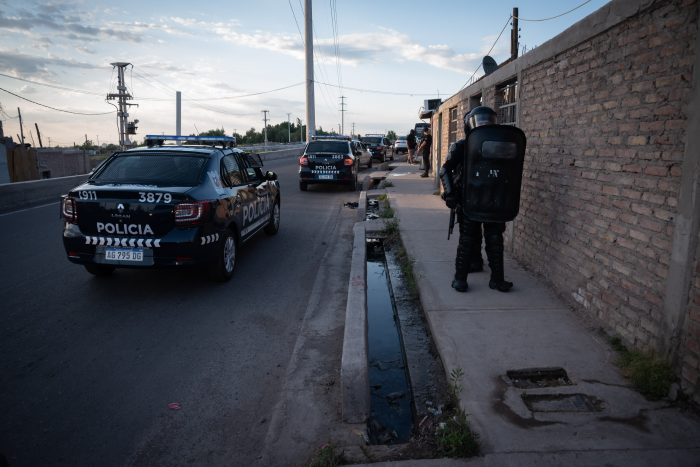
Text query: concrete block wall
433 0 700 402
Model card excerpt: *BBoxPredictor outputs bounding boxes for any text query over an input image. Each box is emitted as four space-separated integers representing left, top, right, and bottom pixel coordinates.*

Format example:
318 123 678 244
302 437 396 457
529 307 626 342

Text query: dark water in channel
366 240 414 444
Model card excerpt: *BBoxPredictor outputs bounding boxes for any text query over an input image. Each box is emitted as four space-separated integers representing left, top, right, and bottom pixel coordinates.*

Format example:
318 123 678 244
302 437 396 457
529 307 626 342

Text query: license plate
105 248 144 262
318 174 334 180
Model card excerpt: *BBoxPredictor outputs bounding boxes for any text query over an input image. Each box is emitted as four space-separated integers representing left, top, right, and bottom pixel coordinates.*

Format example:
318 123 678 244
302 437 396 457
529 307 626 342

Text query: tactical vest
461 124 526 222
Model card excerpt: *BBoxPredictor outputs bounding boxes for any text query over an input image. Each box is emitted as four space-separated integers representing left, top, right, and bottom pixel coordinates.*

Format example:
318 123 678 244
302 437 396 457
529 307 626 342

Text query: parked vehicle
298 135 364 191
414 122 430 143
393 136 408 154
361 134 393 162
61 135 280 281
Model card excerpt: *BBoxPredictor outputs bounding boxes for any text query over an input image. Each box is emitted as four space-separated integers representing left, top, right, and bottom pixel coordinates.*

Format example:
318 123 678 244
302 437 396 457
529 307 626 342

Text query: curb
341 221 370 423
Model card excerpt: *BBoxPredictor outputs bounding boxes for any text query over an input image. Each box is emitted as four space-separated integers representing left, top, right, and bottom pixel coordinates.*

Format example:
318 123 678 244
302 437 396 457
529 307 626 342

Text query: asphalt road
0 156 364 466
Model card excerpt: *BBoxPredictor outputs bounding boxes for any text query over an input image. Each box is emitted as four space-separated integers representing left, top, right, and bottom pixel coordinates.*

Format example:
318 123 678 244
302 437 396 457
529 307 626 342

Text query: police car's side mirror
265 171 278 181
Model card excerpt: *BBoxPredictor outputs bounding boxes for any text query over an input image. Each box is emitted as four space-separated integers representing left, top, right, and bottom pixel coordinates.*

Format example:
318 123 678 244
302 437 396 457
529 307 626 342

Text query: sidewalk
360 161 700 466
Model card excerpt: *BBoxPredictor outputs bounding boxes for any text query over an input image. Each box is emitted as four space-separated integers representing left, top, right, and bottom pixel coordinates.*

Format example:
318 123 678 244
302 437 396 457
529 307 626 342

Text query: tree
198 127 226 137
386 130 397 141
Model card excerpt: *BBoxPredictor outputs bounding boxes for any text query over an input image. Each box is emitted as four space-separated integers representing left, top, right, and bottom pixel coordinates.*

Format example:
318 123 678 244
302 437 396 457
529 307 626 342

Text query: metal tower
107 62 138 148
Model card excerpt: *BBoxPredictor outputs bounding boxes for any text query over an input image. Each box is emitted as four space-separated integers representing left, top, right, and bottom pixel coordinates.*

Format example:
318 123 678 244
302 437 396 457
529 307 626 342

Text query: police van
61 135 280 281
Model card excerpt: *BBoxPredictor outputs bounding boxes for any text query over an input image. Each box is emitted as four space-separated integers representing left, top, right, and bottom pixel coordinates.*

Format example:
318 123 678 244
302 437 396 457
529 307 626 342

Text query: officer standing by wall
418 127 432 177
439 106 526 293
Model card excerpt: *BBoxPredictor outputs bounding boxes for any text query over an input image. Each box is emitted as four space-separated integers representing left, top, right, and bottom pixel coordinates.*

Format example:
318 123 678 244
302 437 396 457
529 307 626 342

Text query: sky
0 0 610 147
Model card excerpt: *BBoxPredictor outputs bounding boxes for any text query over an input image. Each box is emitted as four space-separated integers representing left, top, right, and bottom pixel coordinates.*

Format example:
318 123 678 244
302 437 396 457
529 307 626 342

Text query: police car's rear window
93 153 208 186
306 141 349 153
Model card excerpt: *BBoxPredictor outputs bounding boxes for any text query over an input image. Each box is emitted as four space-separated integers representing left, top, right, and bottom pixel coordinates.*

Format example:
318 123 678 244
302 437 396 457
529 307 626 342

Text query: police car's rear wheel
85 264 115 276
209 231 236 282
299 181 308 191
264 199 280 235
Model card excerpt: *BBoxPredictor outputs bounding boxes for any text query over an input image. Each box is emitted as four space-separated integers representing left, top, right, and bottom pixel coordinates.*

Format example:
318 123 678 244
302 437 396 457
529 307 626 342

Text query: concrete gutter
341 221 369 423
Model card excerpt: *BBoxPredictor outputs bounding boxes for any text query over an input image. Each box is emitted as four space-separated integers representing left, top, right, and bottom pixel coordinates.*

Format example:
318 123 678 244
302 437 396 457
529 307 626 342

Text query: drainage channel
366 238 414 444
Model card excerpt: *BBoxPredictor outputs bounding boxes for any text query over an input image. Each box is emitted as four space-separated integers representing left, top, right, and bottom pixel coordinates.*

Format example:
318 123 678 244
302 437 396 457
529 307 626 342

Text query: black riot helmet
464 106 497 133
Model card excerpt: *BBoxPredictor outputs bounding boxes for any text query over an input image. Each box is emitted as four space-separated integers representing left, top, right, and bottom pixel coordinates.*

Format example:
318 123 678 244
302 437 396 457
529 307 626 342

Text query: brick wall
434 0 700 399
515 0 696 351
684 228 700 405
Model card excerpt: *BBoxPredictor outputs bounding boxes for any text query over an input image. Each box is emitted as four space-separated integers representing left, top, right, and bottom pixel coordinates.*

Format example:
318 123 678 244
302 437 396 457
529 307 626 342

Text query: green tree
387 130 397 141
198 127 226 137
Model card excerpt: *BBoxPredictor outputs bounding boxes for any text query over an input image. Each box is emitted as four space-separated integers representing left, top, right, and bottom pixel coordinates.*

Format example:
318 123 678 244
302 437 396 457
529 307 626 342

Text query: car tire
349 174 358 191
208 230 236 282
264 198 280 235
85 264 115 276
299 181 308 191
367 157 372 169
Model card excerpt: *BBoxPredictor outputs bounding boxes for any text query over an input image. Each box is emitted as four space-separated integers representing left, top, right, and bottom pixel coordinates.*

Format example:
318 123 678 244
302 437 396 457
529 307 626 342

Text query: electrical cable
315 80 438 97
515 0 593 22
0 86 115 115
460 15 511 90
0 72 104 96
129 81 304 102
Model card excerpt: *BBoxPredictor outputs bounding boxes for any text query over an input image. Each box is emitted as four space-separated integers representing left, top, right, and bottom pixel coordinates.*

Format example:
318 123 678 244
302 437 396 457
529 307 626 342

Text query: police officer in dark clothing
440 106 513 293
418 127 432 177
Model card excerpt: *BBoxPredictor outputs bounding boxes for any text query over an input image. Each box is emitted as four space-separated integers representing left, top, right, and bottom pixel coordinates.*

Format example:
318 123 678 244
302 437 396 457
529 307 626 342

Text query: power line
0 86 115 115
460 15 511 90
315 80 438 97
0 72 105 96
515 0 593 22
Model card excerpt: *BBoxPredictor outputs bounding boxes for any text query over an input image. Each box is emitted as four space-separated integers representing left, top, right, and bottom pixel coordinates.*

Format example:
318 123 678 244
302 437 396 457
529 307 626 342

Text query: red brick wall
512 0 697 351
683 229 700 405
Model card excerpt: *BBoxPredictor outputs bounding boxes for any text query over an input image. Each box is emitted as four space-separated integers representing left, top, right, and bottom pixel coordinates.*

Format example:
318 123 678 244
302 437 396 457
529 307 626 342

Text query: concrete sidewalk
361 162 700 466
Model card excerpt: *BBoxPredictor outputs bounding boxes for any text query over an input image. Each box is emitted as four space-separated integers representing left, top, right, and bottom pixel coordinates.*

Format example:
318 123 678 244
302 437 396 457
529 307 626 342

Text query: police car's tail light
343 157 354 166
62 197 78 223
299 155 309 166
174 201 210 226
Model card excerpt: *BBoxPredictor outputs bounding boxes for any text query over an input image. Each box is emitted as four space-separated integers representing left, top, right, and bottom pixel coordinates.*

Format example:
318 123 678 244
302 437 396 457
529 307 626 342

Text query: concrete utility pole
262 110 269 148
352 122 355 138
304 0 316 141
287 113 291 143
17 107 25 145
339 95 347 135
107 62 136 149
511 7 519 60
176 91 182 137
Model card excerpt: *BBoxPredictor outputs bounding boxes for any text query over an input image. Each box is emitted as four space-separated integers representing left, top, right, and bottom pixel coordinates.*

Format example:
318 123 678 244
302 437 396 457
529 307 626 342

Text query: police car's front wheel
209 231 236 282
264 199 280 235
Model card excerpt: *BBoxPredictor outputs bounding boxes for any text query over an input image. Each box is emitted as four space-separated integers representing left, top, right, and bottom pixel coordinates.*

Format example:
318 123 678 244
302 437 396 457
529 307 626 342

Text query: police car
298 135 369 191
61 135 280 281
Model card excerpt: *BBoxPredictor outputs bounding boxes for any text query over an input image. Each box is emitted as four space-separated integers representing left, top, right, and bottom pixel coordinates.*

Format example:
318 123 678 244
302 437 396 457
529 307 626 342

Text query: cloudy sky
0 0 609 147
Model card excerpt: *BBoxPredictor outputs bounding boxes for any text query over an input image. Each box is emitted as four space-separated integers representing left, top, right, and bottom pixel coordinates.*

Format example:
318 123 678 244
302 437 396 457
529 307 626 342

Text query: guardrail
0 145 305 213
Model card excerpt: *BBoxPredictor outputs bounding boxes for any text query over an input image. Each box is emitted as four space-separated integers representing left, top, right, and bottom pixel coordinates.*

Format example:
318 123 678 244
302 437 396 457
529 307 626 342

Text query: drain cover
522 393 603 413
506 367 572 389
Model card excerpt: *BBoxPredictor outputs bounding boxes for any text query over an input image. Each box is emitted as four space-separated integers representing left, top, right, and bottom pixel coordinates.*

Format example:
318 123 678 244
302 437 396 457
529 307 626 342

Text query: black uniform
441 140 510 291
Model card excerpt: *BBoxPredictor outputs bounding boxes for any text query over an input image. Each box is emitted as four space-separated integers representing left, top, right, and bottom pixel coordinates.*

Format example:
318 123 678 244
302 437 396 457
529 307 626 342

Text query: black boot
469 224 484 272
453 216 481 293
484 223 513 292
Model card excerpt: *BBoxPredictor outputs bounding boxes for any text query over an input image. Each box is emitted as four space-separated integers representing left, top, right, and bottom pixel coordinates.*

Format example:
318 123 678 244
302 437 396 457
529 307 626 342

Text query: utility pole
262 110 269 148
297 118 303 143
107 62 137 149
176 91 182 137
511 7 519 60
339 96 347 135
287 113 291 143
352 122 355 138
34 123 43 148
17 107 25 145
304 0 316 141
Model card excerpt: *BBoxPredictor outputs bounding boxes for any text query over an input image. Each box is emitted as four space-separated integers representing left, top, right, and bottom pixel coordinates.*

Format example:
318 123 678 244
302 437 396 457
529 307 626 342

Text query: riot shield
461 124 526 223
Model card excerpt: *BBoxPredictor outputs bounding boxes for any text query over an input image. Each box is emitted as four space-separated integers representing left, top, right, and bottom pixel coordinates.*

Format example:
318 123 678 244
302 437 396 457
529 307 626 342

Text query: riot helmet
464 106 497 133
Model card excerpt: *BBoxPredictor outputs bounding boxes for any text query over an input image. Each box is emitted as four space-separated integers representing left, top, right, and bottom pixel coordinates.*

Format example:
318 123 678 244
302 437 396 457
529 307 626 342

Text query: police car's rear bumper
62 224 221 269
299 167 355 184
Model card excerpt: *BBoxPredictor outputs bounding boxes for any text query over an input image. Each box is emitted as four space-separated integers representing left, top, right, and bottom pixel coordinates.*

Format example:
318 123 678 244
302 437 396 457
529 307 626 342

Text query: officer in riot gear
440 106 525 292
